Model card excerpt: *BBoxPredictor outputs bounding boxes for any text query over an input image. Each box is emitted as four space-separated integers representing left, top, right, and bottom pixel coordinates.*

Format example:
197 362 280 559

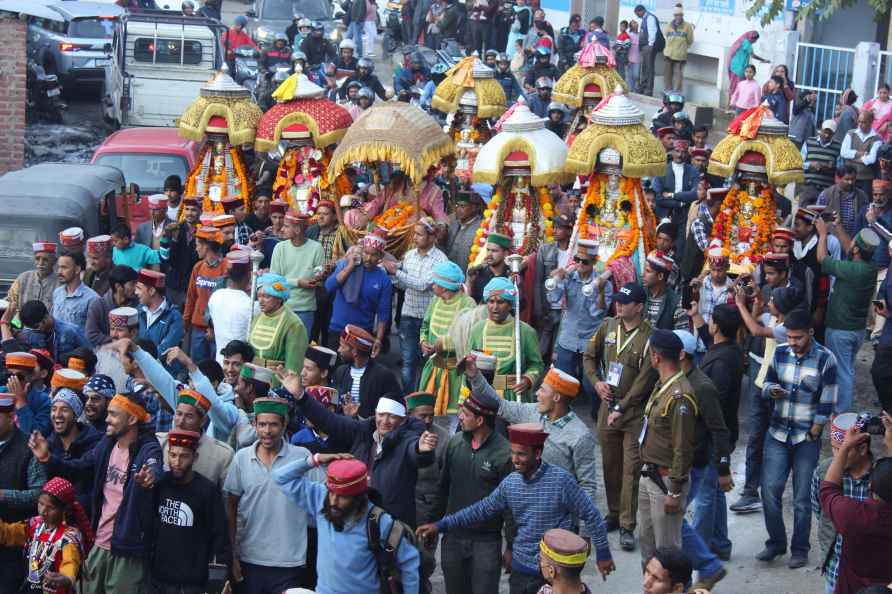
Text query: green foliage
746 0 892 26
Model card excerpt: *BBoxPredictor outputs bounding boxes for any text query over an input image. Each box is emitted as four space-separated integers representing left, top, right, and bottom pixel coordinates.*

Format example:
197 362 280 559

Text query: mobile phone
820 211 836 222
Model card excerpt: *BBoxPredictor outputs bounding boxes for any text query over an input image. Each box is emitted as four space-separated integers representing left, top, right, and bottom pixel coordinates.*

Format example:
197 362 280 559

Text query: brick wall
0 14 26 175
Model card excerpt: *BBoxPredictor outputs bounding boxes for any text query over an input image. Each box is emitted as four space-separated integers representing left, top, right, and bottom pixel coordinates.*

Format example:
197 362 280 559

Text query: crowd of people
5 2 892 594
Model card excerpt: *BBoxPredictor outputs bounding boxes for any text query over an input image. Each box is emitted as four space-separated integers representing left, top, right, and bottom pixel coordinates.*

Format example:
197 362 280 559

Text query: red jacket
222 28 258 56
184 258 228 330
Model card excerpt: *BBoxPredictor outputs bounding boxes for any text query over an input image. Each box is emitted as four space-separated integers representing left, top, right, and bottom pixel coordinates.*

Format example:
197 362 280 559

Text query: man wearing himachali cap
135 195 174 250
4 240 58 319
84 235 114 296
272 452 421 594
416 423 614 594
269 209 324 335
466 277 544 403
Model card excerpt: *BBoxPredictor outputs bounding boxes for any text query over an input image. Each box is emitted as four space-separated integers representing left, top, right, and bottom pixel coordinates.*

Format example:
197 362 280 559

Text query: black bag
652 19 666 53
367 505 415 594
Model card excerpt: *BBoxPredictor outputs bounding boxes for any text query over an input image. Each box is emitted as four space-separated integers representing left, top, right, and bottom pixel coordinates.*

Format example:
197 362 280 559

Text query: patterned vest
803 137 841 190
844 131 881 181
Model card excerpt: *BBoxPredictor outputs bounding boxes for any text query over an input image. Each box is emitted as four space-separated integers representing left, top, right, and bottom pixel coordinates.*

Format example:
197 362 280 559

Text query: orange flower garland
181 144 252 221
576 174 655 262
374 202 416 230
710 186 775 265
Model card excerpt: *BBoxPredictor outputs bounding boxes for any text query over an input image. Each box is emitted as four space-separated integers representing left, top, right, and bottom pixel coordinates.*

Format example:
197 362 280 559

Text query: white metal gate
793 42 856 124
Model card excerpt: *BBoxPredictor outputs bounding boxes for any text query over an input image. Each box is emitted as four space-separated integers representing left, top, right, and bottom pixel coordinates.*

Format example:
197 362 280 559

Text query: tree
746 0 892 25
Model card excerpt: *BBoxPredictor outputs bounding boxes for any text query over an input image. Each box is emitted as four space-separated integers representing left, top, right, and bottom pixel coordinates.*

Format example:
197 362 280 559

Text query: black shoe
619 528 636 551
711 546 731 562
788 554 808 569
604 515 620 532
755 547 785 562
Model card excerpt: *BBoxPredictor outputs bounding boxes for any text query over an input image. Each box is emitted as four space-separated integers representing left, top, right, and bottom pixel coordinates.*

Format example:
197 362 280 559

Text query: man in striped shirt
416 423 614 594
758 309 838 569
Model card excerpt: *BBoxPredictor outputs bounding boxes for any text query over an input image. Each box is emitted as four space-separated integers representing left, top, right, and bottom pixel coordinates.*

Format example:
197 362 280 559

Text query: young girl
863 83 892 141
0 477 92 594
729 64 761 113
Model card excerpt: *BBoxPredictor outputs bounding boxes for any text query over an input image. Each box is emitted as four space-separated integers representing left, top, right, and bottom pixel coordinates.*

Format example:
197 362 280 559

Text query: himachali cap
771 227 794 243
306 385 337 407
241 363 274 386
212 214 236 228
359 231 386 253
655 126 675 139
284 209 310 224
317 199 335 211
461 378 500 416
148 194 168 210
51 368 87 391
540 528 590 568
690 147 708 159
486 232 512 250
854 228 881 254
59 227 84 247
575 239 598 260
199 213 216 226
182 195 200 207
646 250 674 272
553 213 574 229
508 423 549 448
86 235 112 255
68 357 87 373
469 351 498 372
326 458 369 496
795 207 819 224
137 269 166 289
269 199 289 214
5 351 37 371
707 240 729 264
226 250 251 272
376 397 407 417
177 389 212 415
672 139 689 151
109 306 139 329
483 277 517 303
613 282 646 304
32 241 57 254
0 395 14 413
221 196 244 213
341 324 375 352
168 428 201 450
196 226 224 243
305 344 338 372
253 397 289 418
830 412 865 444
762 252 790 270
405 391 436 410
873 178 892 192
543 367 580 398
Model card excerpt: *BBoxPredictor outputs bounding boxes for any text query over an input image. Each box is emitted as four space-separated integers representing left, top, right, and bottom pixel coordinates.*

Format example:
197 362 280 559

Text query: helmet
497 52 509 63
431 63 448 75
346 80 363 90
484 49 498 59
535 45 551 57
663 90 685 106
535 76 554 90
547 101 567 113
312 21 324 30
291 50 307 62
672 111 690 122
234 15 248 27
358 57 374 72
274 32 288 43
357 87 375 102
339 39 355 51
410 51 424 67
298 17 312 28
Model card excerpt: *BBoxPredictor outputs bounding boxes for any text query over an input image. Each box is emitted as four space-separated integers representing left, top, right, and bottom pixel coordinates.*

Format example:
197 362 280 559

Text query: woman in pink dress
863 83 892 141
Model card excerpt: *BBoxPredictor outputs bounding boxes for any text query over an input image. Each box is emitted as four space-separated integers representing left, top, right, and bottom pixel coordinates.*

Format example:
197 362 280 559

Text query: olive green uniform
583 317 658 531
637 370 699 562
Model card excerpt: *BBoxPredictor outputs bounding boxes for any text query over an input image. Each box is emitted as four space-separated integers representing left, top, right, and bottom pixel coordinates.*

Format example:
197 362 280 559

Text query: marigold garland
575 174 655 263
181 143 252 220
710 186 775 265
374 201 416 231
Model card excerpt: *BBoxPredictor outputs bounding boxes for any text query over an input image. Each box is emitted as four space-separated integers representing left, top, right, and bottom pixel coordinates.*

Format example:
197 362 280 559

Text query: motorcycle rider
494 52 523 103
343 80 363 104
650 90 685 133
394 51 431 94
335 39 359 77
545 102 568 137
181 1 196 16
199 0 221 20
339 58 387 100
261 33 293 72
300 22 335 69
527 76 554 118
357 87 375 110
523 45 559 91
288 17 312 50
222 15 258 65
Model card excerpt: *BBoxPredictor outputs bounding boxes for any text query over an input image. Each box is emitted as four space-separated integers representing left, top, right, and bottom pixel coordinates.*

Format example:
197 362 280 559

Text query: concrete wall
0 14 26 175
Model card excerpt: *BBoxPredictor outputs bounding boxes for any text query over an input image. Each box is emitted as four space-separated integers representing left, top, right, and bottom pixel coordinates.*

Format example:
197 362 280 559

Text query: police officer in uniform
637 329 699 565
583 282 658 552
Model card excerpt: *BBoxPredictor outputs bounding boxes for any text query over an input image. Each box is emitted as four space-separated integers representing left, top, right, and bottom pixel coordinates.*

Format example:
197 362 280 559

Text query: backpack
652 17 666 53
367 505 415 594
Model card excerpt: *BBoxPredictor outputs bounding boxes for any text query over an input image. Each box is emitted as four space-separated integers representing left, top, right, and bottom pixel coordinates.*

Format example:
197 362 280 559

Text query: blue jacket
273 456 420 594
652 162 701 254
47 422 102 515
22 319 91 361
47 432 163 558
138 302 185 357
15 385 51 437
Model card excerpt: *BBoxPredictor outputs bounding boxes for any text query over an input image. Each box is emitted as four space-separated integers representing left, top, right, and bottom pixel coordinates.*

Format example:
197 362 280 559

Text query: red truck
91 127 200 231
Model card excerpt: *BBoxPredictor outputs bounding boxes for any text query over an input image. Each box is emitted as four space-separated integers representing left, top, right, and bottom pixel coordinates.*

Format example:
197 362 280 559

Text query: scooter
255 63 292 110
26 60 65 124
233 46 260 92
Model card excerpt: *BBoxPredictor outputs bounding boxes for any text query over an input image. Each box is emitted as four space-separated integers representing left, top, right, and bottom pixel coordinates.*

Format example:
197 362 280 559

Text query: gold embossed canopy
564 90 666 178
328 102 454 185
552 43 628 108
708 106 804 186
178 69 264 147
431 57 507 119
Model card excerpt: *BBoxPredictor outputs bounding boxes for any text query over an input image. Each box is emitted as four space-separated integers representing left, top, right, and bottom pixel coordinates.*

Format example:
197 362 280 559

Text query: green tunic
248 305 308 380
418 293 477 414
466 316 544 403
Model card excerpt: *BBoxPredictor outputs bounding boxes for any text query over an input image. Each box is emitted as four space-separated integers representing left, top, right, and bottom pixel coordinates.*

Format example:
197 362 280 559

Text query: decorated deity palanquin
563 90 663 286
178 68 263 215
254 72 353 218
707 106 804 272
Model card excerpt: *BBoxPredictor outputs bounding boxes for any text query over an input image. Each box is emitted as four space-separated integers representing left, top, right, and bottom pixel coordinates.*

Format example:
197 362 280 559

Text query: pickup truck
102 11 225 128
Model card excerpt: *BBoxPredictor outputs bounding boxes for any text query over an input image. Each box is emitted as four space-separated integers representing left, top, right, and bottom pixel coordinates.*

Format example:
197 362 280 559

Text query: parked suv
28 2 125 89
247 0 336 47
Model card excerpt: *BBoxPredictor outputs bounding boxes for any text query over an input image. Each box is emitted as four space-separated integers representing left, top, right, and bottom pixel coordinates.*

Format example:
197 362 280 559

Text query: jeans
691 463 732 558
824 327 864 414
683 466 724 577
554 345 595 410
399 316 423 391
236 562 305 594
742 363 772 496
189 327 215 363
441 535 502 594
508 571 545 594
761 435 820 555
295 311 315 337
348 21 364 57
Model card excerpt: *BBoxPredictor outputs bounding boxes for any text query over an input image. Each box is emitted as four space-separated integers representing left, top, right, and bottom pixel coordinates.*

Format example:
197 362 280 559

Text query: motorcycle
255 63 293 111
382 0 404 53
26 60 65 124
233 46 260 93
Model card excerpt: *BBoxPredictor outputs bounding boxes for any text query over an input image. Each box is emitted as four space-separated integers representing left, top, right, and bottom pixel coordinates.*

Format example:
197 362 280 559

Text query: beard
321 494 366 532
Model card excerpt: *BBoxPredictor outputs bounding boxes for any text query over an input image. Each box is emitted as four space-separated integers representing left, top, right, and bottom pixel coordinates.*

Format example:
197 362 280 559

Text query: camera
859 413 886 436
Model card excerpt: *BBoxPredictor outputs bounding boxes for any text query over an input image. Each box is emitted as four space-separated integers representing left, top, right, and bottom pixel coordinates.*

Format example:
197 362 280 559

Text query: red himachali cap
137 269 165 289
326 458 369 496
507 423 548 447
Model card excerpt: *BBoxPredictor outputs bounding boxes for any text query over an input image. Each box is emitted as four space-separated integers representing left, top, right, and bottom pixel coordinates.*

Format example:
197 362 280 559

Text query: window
68 17 116 39
93 154 189 194
133 38 203 65
260 0 332 21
